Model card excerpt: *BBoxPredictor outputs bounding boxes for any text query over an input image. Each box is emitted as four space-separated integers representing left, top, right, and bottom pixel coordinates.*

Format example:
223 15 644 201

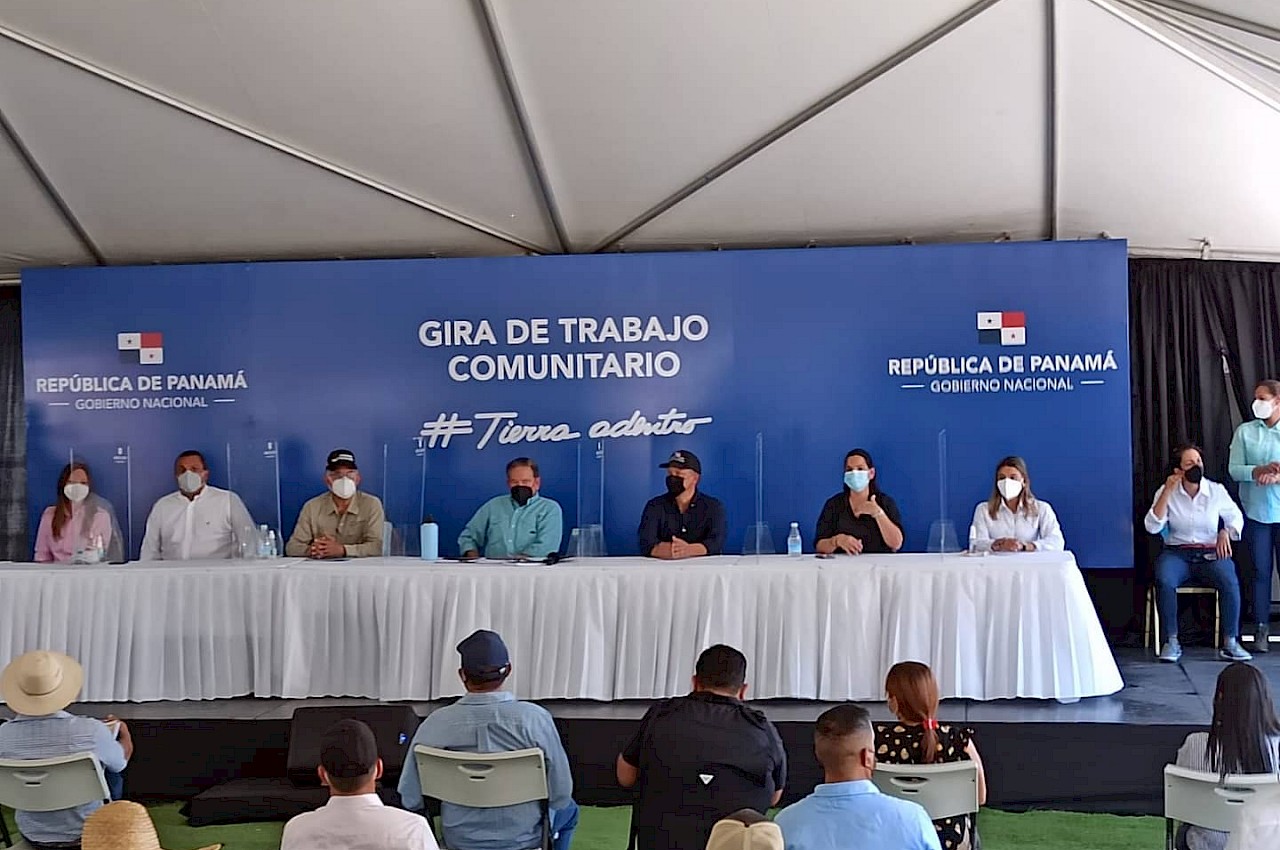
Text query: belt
1168 544 1218 560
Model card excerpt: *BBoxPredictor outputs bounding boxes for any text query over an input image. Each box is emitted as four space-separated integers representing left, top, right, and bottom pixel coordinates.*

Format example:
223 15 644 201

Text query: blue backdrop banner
22 240 1133 566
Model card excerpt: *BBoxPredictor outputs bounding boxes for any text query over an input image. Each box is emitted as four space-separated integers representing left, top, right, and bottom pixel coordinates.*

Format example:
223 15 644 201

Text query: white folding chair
1164 764 1280 850
872 761 980 821
413 745 550 850
0 752 111 849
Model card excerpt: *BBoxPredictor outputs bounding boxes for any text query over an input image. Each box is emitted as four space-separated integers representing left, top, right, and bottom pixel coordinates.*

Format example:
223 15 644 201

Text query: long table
0 552 1123 703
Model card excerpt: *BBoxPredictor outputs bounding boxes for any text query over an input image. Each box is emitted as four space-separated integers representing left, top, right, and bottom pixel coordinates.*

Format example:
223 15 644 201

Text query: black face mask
1184 465 1204 485
510 485 534 507
665 475 685 496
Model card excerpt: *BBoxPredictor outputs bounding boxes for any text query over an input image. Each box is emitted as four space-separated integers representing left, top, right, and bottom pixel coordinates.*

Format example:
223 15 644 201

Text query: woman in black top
814 448 904 555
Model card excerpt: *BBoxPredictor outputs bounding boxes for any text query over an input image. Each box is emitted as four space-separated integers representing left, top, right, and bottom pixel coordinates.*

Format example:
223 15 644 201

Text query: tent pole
474 0 571 253
1142 0 1280 44
0 23 550 255
0 105 104 264
585 0 1009 253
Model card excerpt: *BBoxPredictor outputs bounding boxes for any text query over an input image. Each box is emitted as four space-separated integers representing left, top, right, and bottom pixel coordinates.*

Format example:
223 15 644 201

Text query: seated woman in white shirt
1174 662 1280 850
1145 443 1250 663
969 456 1064 553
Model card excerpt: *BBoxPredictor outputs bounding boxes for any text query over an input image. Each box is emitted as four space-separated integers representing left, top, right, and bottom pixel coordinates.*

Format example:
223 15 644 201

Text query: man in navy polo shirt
616 644 786 850
638 450 727 558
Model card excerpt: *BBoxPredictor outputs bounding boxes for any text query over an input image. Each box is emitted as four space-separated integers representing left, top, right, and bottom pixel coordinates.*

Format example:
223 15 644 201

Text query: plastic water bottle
420 515 439 562
257 524 270 559
94 534 105 564
787 522 802 558
266 529 278 558
968 524 980 555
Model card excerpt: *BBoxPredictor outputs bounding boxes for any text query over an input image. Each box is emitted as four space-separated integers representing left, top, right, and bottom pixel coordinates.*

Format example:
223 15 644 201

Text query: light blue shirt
398 691 574 850
457 494 563 559
1229 420 1280 523
0 711 127 844
775 780 941 850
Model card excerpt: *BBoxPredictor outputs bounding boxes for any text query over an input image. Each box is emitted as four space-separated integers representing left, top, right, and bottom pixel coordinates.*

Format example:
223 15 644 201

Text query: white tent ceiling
0 0 1277 279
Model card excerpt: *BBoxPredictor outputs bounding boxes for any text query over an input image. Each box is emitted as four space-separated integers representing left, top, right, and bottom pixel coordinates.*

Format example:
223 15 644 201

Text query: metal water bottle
420 515 439 562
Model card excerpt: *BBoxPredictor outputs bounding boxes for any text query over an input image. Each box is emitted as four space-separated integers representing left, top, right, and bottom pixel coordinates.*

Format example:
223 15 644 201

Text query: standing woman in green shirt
1229 379 1280 650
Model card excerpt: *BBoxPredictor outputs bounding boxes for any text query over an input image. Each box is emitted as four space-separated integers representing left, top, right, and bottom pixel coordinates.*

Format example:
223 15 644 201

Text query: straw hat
704 817 785 850
0 651 83 715
82 801 221 850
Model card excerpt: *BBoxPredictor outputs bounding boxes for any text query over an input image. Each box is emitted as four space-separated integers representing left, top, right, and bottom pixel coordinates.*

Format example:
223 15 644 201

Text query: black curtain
1129 258 1280 631
0 287 25 561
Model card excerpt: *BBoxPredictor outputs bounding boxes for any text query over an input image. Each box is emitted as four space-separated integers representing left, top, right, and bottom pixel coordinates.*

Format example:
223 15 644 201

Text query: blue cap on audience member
660 450 701 474
326 449 358 471
458 629 510 681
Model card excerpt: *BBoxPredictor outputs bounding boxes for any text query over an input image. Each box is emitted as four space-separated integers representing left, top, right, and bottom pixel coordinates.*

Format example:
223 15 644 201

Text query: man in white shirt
282 719 436 850
1145 443 1250 662
140 450 255 560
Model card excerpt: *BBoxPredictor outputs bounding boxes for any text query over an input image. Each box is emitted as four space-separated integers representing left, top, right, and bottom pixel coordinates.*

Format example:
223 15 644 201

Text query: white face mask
178 470 204 494
1254 399 1275 420
63 483 89 504
997 478 1024 501
330 476 357 499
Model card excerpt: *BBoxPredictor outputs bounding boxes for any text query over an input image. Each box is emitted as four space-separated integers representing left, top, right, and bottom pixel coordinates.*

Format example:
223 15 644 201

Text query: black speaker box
285 704 421 788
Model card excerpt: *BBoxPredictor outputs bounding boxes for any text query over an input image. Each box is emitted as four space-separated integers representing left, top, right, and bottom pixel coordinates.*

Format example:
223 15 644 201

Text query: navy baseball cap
326 449 358 471
660 450 701 474
319 719 378 778
457 630 510 681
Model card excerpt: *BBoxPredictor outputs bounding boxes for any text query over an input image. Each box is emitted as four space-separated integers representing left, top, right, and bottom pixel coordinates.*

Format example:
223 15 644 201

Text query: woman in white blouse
1145 443 1249 663
969 456 1064 553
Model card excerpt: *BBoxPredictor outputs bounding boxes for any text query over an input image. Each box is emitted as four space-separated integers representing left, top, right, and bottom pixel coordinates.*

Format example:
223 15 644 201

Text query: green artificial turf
4 804 1165 849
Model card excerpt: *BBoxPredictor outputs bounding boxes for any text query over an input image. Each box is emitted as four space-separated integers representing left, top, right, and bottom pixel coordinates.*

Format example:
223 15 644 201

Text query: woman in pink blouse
34 462 123 563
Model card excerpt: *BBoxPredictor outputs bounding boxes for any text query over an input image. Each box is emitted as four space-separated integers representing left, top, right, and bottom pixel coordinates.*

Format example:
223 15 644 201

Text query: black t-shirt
637 491 727 556
813 491 904 554
621 692 787 850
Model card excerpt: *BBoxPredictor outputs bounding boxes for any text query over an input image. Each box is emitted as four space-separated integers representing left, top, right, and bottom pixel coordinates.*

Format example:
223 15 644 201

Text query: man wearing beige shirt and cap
286 449 386 559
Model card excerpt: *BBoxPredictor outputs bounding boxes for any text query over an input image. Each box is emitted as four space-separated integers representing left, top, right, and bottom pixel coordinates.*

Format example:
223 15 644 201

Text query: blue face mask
844 470 871 492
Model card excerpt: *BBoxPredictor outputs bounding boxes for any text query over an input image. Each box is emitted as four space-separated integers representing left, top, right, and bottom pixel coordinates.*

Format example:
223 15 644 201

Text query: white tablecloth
0 552 1123 703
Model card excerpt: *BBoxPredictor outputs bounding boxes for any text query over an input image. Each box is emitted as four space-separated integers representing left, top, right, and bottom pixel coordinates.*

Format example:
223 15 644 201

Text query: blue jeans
1246 519 1280 626
550 801 579 850
1154 549 1241 641
106 769 124 800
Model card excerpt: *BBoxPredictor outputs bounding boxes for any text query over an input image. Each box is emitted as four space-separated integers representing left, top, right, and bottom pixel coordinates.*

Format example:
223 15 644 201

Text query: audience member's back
398 630 578 850
875 661 986 850
0 651 131 848
617 645 787 850
775 704 939 850
705 810 785 850
1174 662 1280 850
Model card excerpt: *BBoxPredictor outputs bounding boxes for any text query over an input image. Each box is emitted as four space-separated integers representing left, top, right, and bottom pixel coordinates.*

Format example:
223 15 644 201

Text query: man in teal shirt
458 457 563 559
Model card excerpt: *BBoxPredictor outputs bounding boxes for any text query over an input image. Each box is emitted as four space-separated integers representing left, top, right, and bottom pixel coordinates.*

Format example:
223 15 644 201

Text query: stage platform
2 648 1259 818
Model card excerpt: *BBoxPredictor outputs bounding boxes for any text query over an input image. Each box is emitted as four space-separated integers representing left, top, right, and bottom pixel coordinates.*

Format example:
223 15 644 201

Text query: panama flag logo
117 332 164 364
977 311 1025 347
